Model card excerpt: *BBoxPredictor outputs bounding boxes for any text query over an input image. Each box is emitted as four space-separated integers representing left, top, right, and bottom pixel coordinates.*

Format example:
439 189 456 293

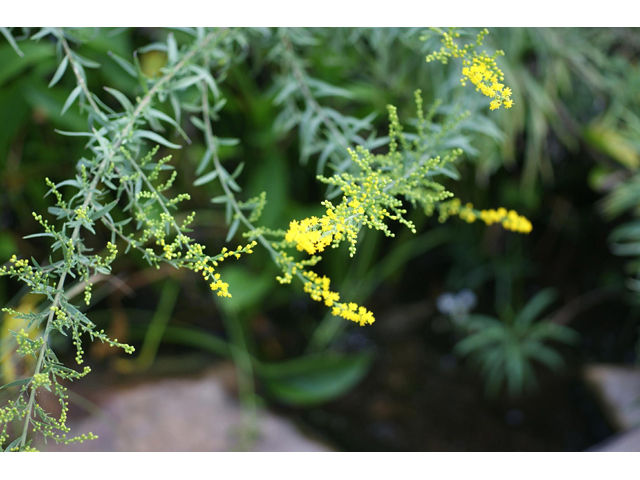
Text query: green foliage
0 27 253 451
453 289 578 397
0 26 574 452
258 352 373 406
469 28 640 188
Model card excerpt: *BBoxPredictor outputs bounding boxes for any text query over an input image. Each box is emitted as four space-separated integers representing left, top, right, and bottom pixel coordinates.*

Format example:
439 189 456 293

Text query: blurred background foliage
1 27 640 451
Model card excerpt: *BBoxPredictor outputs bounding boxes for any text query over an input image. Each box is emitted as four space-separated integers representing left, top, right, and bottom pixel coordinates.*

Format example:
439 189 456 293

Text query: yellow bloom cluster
302 270 375 326
198 242 258 298
284 202 358 258
331 302 375 326
462 57 513 110
14 327 44 357
0 254 48 288
426 28 514 111
479 208 532 234
285 148 418 259
285 216 333 255
280 202 379 325
102 242 118 265
302 270 340 306
74 207 89 221
209 272 231 298
272 248 322 285
32 372 52 389
434 199 532 234
458 202 478 223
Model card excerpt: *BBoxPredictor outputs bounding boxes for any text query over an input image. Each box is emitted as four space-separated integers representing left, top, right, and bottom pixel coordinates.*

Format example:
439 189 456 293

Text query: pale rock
583 364 640 431
38 363 333 452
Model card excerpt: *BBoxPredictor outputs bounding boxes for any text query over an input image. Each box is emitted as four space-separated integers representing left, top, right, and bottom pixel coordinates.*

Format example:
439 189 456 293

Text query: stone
583 364 640 431
38 362 333 452
588 427 640 452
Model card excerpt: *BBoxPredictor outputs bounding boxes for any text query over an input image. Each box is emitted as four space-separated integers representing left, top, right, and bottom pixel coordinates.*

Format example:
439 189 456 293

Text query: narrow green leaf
61 84 82 115
211 195 229 204
90 199 118 221
54 129 93 137
0 377 32 390
48 55 69 88
525 344 565 371
148 108 189 142
225 199 232 224
104 87 133 113
454 328 506 357
516 288 557 327
258 352 373 406
196 149 213 175
193 169 219 186
227 176 241 192
230 162 245 180
172 74 202 91
4 437 22 452
226 218 240 242
138 42 168 53
167 33 178 65
107 51 137 77
134 130 182 149
274 79 299 105
217 137 240 146
0 27 24 57
169 92 181 126
23 232 55 239
189 65 219 100
72 51 100 69
54 179 81 188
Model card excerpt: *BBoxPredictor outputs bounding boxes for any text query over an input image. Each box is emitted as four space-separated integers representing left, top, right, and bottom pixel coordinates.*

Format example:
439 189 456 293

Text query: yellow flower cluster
14 327 44 357
434 199 532 234
103 242 118 264
302 270 340 306
284 190 375 258
461 56 513 110
479 208 532 234
209 272 231 298
278 218 377 325
282 204 379 326
74 207 89 221
426 28 514 111
285 216 333 255
284 203 358 258
32 372 52 389
331 302 375 327
458 202 478 223
0 255 47 288
302 270 375 326
285 148 417 259
198 242 258 298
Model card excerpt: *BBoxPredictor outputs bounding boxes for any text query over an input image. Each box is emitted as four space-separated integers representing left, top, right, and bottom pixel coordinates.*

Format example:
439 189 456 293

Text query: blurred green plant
0 26 535 452
453 289 578 397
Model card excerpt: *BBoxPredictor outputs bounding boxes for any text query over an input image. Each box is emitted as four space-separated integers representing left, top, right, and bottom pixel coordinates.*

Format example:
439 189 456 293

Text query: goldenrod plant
426 28 514 111
0 27 532 451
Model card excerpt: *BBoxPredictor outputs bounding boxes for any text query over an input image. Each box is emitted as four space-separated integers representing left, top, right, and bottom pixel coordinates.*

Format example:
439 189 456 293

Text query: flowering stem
200 82 310 289
20 159 109 448
19 29 218 449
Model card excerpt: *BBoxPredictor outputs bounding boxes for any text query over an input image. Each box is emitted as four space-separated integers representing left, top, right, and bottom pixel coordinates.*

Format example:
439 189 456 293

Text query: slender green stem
219 306 259 449
199 82 311 290
19 29 219 448
135 279 180 371
59 31 106 122
282 36 349 153
20 160 108 447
